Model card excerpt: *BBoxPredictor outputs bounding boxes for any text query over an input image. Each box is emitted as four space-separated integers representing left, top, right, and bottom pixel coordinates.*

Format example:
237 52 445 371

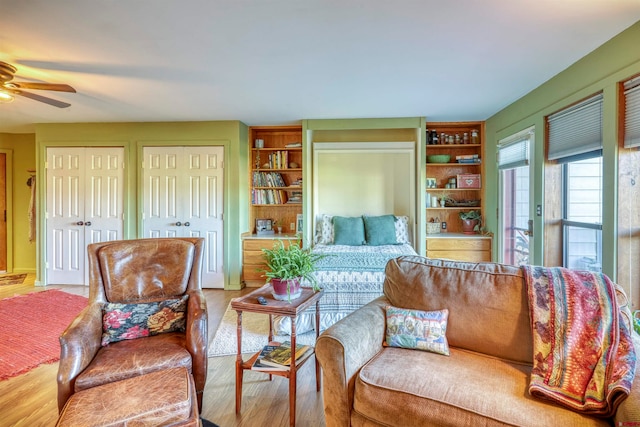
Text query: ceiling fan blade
10 82 76 92
13 90 71 108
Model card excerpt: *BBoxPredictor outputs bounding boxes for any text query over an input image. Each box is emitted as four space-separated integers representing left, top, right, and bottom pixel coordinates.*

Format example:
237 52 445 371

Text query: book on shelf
456 158 481 164
252 344 289 371
251 189 288 205
259 341 312 368
267 151 289 169
287 191 302 204
285 142 302 148
455 154 479 160
252 171 286 187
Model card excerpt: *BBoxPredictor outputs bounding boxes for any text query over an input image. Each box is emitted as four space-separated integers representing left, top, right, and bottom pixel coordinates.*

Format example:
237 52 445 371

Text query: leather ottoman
56 367 200 427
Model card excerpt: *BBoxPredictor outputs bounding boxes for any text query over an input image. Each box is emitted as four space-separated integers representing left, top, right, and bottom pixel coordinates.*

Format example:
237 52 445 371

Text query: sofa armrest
57 303 103 412
186 289 208 403
613 332 640 424
316 296 388 427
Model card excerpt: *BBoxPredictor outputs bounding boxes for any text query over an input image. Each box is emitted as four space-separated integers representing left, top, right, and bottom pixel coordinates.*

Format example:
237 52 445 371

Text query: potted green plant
459 210 482 234
261 240 325 301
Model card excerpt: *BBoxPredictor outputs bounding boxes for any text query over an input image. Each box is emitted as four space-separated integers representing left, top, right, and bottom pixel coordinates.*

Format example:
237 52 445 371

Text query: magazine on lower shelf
252 344 289 371
253 341 313 369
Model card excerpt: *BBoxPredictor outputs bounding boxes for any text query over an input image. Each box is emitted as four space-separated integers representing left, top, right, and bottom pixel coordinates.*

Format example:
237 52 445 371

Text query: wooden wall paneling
543 161 563 267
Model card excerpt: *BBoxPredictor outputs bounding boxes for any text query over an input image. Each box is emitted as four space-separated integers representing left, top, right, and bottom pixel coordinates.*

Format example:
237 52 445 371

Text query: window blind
497 128 532 170
547 94 603 161
624 76 640 149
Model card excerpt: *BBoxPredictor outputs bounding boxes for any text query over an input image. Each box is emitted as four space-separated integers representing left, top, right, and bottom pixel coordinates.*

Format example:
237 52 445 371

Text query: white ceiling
1 0 639 133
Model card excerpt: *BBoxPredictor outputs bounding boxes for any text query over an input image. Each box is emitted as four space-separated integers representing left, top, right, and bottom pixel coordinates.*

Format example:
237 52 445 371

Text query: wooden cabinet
249 125 303 235
426 236 491 262
242 236 299 287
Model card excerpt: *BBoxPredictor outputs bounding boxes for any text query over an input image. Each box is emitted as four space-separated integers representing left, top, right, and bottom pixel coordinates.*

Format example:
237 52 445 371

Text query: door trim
0 149 13 273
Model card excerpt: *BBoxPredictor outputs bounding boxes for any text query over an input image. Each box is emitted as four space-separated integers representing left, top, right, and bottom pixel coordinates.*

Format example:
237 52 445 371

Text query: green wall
485 21 640 278
0 133 37 273
34 121 249 289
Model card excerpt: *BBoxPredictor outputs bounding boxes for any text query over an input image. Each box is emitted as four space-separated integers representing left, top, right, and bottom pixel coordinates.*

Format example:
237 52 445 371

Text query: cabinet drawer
244 252 268 265
243 238 296 251
243 269 266 283
427 250 491 263
426 238 490 251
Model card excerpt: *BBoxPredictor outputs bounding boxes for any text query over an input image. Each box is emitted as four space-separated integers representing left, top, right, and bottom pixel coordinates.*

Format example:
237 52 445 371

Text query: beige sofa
316 256 640 426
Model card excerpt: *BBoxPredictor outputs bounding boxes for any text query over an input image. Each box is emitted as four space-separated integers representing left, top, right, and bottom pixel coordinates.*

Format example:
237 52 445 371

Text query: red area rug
0 289 88 380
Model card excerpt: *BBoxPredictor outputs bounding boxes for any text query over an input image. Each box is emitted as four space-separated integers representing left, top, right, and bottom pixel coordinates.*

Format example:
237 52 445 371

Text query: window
563 157 603 271
624 76 640 148
547 94 603 271
618 75 640 298
498 127 533 266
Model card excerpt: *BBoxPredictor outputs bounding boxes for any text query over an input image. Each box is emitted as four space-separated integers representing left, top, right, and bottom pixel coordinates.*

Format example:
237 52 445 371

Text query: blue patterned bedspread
315 252 401 272
312 244 417 272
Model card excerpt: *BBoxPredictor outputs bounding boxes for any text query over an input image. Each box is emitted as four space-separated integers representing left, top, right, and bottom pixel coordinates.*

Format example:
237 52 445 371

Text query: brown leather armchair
57 238 208 413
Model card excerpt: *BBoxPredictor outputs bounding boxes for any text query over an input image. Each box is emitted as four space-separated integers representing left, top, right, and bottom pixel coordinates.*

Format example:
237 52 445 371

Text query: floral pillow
101 295 188 346
384 306 450 356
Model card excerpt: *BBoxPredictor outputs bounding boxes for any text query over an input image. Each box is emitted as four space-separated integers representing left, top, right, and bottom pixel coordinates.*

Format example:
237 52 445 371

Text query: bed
273 214 417 335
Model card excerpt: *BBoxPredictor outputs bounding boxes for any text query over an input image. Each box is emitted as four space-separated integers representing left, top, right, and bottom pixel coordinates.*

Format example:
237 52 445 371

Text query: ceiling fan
0 61 76 108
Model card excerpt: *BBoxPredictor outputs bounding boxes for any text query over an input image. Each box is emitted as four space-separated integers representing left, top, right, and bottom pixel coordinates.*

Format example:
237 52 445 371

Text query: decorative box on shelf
426 222 441 234
457 174 481 189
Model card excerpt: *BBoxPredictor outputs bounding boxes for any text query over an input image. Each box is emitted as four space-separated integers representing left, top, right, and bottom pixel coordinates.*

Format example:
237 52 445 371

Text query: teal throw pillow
385 306 450 356
332 216 366 246
363 215 398 246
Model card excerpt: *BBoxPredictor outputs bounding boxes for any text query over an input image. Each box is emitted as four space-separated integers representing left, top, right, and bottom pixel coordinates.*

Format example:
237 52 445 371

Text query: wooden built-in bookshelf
244 125 303 286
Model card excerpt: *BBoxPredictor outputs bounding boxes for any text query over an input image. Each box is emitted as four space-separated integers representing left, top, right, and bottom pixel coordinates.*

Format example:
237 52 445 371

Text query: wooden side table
231 284 324 427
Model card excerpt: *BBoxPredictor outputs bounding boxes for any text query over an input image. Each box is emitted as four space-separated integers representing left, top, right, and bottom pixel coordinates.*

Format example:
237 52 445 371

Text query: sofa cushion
383 256 531 363
74 332 192 392
385 306 449 355
354 347 609 427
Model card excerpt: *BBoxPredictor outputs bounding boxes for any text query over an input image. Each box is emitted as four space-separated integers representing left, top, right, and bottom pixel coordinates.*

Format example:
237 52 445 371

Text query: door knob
184 222 190 227
175 221 182 226
76 221 84 226
85 221 92 226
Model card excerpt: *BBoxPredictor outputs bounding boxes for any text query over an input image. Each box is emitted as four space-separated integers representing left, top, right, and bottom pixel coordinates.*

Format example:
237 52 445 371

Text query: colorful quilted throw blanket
522 266 636 417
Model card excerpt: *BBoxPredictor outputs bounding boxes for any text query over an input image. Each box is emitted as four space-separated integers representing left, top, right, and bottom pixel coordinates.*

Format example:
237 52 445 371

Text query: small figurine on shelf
255 151 261 169
273 219 283 234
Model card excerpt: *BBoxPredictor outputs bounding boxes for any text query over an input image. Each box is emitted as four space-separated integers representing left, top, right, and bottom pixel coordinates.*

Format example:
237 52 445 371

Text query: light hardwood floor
0 276 327 426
